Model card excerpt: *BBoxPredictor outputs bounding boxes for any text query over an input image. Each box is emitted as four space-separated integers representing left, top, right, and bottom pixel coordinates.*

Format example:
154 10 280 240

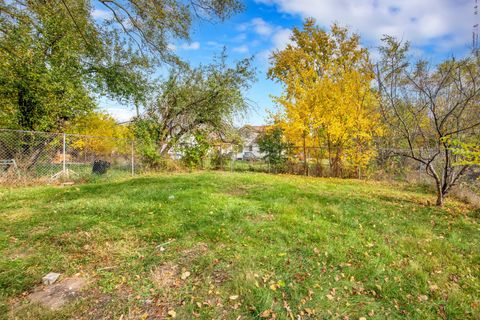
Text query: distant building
236 125 266 160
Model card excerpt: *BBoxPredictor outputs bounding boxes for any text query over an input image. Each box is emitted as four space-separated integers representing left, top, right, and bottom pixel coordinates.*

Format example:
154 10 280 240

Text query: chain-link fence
164 143 426 180
0 129 135 184
1 128 479 195
0 128 443 184
210 144 479 185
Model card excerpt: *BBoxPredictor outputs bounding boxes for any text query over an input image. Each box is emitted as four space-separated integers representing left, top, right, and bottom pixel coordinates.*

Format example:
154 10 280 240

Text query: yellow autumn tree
66 112 132 156
268 19 382 177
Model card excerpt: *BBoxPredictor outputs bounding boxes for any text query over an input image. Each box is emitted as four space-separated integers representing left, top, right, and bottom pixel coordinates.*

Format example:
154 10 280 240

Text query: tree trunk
435 179 444 206
436 191 444 206
303 131 308 176
326 136 333 177
25 135 57 170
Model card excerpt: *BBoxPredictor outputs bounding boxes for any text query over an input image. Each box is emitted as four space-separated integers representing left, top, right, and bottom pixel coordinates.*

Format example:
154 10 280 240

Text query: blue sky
99 0 476 125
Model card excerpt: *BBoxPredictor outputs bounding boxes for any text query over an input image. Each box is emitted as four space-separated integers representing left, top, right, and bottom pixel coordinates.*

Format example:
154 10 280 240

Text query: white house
236 125 266 160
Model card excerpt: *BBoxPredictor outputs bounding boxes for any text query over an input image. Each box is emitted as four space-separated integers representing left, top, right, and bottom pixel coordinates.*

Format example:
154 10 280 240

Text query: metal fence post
62 133 67 178
220 145 223 170
131 140 135 176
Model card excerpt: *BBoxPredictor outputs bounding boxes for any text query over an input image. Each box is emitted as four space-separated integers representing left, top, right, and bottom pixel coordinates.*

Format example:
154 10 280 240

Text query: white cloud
254 28 292 66
251 18 275 36
235 17 292 64
233 45 249 53
180 41 200 50
255 0 474 53
92 9 112 20
233 33 248 42
238 18 275 36
272 28 292 50
104 107 137 123
207 41 224 48
168 42 201 51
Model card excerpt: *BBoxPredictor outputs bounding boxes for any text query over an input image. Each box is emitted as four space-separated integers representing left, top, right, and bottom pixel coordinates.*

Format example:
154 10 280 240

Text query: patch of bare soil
8 247 33 260
247 213 275 224
211 267 230 284
28 276 87 310
224 187 249 196
151 262 179 289
181 242 209 261
151 242 208 289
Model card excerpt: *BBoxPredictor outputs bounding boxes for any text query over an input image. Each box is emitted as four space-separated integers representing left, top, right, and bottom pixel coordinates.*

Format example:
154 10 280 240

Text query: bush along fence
0 129 135 184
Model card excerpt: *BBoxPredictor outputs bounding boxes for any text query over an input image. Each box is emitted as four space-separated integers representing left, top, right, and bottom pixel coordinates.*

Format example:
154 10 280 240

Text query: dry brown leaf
260 309 272 318
304 308 315 315
181 271 191 280
418 294 428 302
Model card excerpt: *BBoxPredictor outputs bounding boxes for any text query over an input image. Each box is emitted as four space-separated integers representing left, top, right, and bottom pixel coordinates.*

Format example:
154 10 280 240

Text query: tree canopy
0 0 243 131
257 127 290 169
133 51 255 164
269 19 381 177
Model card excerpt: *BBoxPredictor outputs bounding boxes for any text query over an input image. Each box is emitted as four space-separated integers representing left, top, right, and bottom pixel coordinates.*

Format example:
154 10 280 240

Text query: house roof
239 125 267 133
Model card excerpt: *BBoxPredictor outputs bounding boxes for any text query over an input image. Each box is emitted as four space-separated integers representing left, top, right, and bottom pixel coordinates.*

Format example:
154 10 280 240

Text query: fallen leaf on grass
418 294 428 302
259 309 274 318
181 271 191 280
229 295 239 300
304 308 315 315
167 310 176 318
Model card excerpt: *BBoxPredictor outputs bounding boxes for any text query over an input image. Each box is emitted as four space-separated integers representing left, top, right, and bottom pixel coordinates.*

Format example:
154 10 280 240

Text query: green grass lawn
0 172 479 319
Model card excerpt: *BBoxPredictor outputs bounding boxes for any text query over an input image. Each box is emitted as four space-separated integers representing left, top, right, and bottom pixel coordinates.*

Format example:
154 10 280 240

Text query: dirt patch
181 242 208 261
30 225 52 236
211 268 230 284
8 247 33 260
28 276 87 310
151 262 179 289
247 213 275 224
224 187 249 196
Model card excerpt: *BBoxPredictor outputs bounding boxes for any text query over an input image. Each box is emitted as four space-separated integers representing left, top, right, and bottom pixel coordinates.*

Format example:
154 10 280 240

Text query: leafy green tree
257 127 289 171
0 0 243 131
133 51 255 159
179 133 211 170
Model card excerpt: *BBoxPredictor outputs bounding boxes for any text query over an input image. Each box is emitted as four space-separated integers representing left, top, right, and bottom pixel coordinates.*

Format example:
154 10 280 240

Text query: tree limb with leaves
133 51 255 164
0 0 243 131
